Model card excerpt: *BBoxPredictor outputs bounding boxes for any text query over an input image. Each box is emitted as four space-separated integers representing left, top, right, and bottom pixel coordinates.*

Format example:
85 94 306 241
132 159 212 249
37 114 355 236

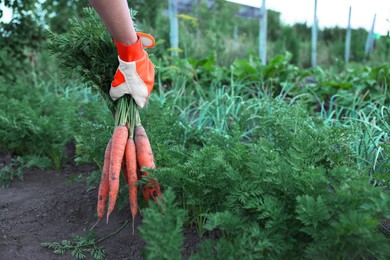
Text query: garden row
0 9 389 259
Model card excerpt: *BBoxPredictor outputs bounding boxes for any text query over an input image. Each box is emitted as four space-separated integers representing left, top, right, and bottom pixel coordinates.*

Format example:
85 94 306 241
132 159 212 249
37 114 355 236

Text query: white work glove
110 32 155 108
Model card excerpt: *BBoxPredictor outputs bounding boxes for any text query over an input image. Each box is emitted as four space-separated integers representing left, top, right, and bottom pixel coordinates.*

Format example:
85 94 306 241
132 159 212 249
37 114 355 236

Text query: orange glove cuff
114 32 155 62
114 38 144 62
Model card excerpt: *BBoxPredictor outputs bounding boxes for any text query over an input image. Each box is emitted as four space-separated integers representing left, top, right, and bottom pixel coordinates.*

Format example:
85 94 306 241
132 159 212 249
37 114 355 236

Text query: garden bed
0 151 214 259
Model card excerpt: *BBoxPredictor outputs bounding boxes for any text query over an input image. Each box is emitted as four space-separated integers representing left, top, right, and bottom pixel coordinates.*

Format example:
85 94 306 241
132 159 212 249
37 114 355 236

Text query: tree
0 0 44 80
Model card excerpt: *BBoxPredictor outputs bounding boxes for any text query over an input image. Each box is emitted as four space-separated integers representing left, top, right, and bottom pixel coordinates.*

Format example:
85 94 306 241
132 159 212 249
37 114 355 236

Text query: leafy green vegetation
140 101 389 258
42 8 390 258
41 220 129 260
1 4 389 259
0 73 104 169
42 231 107 260
139 189 187 259
0 155 51 188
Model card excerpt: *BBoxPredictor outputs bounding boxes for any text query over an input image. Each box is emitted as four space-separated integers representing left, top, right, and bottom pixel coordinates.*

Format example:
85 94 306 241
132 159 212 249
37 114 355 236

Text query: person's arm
88 0 137 45
89 0 156 108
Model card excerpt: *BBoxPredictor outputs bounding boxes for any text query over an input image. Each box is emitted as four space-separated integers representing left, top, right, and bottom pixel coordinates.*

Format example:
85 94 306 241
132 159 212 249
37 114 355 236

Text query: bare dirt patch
0 152 213 259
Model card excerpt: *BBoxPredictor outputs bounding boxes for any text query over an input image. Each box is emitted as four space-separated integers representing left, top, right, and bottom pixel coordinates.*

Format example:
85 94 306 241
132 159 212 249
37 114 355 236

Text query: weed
0 155 51 188
42 221 128 260
0 166 19 188
86 170 102 190
66 174 84 185
42 231 106 260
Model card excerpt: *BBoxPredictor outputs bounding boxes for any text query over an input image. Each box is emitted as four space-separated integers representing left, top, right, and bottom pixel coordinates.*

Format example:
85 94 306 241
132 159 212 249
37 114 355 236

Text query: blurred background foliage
1 0 389 74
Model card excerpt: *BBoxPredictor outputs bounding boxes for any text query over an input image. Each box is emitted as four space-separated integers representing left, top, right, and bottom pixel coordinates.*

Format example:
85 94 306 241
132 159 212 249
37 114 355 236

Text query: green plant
43 8 390 259
74 116 113 169
47 7 128 113
139 188 186 260
42 221 128 260
352 106 389 176
0 165 23 188
150 101 390 258
66 174 84 185
0 0 46 81
42 232 106 260
315 87 389 183
0 74 97 169
86 170 103 189
0 155 51 188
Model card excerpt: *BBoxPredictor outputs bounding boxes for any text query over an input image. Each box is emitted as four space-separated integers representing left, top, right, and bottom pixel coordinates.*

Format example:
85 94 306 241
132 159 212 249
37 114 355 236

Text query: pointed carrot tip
132 218 135 235
106 213 110 224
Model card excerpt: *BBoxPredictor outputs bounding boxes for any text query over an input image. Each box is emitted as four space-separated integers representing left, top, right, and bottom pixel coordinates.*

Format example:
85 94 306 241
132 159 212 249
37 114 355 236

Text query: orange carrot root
134 125 163 203
97 139 112 219
134 125 155 171
107 125 129 223
121 159 128 185
125 138 138 234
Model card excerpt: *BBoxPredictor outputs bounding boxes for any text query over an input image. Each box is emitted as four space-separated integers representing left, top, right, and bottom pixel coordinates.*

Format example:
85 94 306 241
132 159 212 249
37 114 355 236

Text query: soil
0 150 216 260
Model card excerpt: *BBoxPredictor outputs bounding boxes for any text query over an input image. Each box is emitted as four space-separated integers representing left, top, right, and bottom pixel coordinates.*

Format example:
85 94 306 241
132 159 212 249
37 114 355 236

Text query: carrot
142 185 150 202
150 179 163 201
134 125 162 202
143 180 162 203
134 125 155 173
107 125 129 222
125 138 138 234
137 163 151 202
97 139 112 219
136 164 142 180
121 158 128 185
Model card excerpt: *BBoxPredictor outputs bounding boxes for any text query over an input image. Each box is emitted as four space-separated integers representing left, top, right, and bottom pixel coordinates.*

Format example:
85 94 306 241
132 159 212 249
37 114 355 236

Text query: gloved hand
110 32 155 108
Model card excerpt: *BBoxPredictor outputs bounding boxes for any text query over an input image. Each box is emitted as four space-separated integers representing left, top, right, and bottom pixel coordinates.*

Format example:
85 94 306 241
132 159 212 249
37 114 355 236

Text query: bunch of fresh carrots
96 95 162 233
